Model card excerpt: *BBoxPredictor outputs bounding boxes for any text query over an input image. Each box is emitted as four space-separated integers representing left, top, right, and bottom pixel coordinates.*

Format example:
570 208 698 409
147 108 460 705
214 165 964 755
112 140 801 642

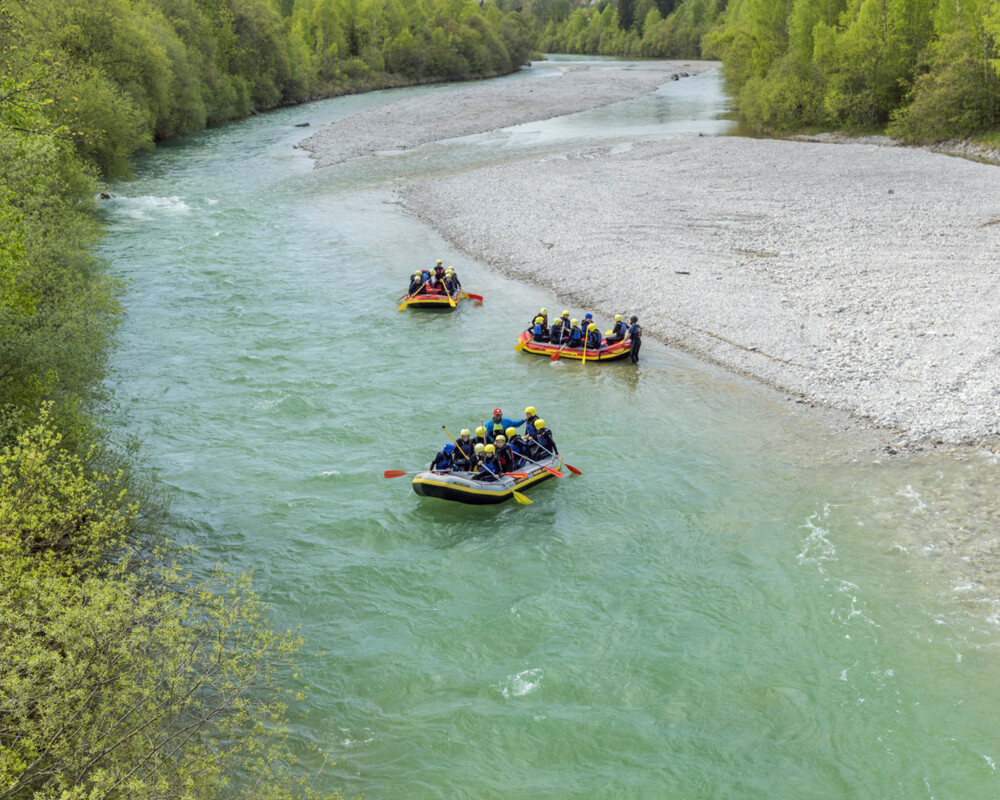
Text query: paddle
397 281 428 311
515 332 530 352
461 291 483 303
519 453 564 478
582 337 588 365
499 476 531 505
532 441 582 475
384 469 436 478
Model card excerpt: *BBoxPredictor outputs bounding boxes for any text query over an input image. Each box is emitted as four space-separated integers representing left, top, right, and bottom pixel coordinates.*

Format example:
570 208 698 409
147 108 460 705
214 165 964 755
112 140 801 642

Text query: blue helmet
584 313 593 320
444 443 455 453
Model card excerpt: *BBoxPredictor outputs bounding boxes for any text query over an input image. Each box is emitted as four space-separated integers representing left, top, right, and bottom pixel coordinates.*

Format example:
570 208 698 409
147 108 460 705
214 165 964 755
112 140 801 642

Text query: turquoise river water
99 58 1000 798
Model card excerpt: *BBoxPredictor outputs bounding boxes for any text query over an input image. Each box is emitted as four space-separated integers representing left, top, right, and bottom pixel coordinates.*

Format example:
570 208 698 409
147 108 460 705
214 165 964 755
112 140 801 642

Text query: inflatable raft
516 330 633 362
412 452 563 505
398 290 463 310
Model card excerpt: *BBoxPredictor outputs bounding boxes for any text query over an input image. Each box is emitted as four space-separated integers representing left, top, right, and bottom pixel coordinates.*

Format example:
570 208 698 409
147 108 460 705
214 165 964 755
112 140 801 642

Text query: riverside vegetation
3 0 999 794
0 0 532 796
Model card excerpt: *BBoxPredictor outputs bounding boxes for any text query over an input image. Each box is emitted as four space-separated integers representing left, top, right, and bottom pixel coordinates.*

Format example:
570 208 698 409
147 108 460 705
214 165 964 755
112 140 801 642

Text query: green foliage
0 414 323 800
536 0 722 58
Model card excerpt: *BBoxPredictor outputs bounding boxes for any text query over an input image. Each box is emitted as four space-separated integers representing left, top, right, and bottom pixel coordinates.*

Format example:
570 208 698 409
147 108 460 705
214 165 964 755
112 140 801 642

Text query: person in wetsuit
528 419 558 459
473 444 501 481
606 314 628 344
430 443 455 471
567 319 583 348
627 315 642 364
453 429 475 470
585 323 602 352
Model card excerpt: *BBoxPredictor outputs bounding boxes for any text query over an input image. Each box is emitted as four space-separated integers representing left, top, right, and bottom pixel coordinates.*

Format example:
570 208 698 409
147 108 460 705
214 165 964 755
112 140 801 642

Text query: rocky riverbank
304 60 1000 450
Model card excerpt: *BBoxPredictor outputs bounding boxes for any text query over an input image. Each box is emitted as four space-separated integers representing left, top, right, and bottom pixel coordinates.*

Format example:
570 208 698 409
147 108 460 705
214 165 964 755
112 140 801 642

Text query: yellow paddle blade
397 300 409 312
511 489 532 505
514 341 525 352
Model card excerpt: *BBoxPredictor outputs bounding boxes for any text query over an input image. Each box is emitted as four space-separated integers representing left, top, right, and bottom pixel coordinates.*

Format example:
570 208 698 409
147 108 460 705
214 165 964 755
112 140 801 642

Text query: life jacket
587 329 602 350
549 326 564 344
532 321 546 337
630 323 642 340
568 326 583 345
612 320 628 338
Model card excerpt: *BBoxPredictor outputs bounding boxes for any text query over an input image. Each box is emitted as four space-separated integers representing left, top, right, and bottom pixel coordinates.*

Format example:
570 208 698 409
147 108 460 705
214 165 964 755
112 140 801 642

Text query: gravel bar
305 61 1000 448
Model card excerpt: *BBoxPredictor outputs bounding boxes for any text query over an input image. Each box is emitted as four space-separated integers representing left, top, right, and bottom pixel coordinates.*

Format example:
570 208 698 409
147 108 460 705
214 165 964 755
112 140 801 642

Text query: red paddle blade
550 352 560 361
506 472 528 478
384 470 409 478
543 466 565 478
565 463 582 475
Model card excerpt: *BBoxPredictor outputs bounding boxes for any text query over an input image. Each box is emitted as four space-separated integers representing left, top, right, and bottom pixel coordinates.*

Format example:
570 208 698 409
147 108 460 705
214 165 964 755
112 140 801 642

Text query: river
99 58 1000 798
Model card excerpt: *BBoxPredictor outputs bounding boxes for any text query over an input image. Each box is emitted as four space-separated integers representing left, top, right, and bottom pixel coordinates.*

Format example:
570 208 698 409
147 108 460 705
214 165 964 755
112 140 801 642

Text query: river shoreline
304 60 1000 452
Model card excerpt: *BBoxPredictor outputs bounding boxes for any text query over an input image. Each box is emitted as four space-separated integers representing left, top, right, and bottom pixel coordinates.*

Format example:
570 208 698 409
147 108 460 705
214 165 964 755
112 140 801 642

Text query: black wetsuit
628 322 642 363
607 320 628 343
430 449 453 471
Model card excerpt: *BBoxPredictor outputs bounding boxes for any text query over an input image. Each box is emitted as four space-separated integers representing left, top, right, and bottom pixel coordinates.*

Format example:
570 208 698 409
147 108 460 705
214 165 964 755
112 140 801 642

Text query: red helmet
493 408 502 416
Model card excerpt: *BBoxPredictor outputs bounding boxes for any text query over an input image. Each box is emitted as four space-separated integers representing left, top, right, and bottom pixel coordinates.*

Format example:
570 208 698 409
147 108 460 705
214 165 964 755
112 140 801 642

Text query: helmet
588 323 597 332
534 419 546 430
474 443 485 453
562 310 570 317
436 259 443 265
485 444 496 454
584 313 593 319
614 314 623 322
413 270 421 277
494 435 506 445
475 426 486 436
630 316 638 323
506 427 517 437
525 406 536 416
540 307 547 315
445 267 454 274
571 319 579 326
534 316 544 324
443 443 455 453
493 408 502 416
460 428 470 437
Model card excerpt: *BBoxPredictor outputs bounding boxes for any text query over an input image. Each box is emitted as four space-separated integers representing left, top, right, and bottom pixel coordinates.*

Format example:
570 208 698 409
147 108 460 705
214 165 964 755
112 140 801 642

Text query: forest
529 0 1000 140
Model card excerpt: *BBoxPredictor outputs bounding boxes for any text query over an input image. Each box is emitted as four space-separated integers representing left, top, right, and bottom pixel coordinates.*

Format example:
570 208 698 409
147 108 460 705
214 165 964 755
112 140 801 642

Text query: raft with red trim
412 452 562 505
516 330 633 362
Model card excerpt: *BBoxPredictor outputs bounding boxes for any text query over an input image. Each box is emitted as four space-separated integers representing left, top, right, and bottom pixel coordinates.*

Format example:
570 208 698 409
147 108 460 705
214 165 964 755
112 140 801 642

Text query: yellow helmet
525 406 535 416
588 323 597 332
485 444 496 454
460 428 470 437
614 314 623 322
474 443 485 453
494 435 506 445
505 427 517 437
475 426 485 436
413 270 422 277
534 419 546 430
436 259 443 265
570 319 579 327
445 267 454 274
561 310 570 317
534 316 544 324
540 307 547 315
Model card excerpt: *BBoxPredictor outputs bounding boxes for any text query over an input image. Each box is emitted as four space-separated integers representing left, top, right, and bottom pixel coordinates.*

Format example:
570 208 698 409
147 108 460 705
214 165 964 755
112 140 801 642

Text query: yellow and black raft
397 289 484 311
412 452 562 505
